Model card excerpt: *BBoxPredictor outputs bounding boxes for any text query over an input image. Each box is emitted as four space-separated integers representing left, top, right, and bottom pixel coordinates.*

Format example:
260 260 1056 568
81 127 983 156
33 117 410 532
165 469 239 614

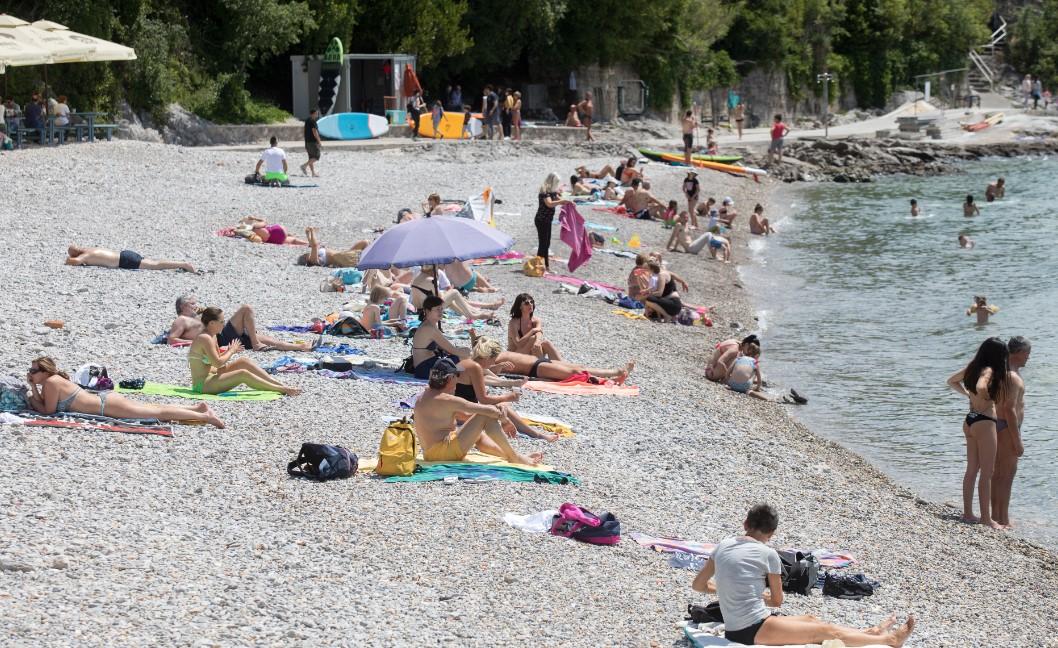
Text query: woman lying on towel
705 335 759 382
410 296 471 379
26 357 225 428
693 504 915 647
188 308 302 396
507 293 563 361
453 337 559 442
410 266 503 321
474 330 633 383
235 217 309 245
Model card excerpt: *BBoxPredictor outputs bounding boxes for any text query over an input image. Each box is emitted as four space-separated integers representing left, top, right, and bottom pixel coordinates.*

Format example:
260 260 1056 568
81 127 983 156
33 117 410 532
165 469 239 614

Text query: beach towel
382 464 578 484
552 218 618 232
559 203 593 272
524 380 639 397
612 309 649 321
116 382 283 401
519 413 576 438
12 412 174 437
320 368 428 385
595 248 637 259
630 532 855 569
471 251 525 266
359 450 556 474
682 621 887 648
542 274 622 292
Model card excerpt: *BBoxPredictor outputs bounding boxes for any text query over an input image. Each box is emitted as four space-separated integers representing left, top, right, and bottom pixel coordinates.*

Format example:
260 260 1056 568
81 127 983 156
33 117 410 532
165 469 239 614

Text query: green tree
1009 0 1058 88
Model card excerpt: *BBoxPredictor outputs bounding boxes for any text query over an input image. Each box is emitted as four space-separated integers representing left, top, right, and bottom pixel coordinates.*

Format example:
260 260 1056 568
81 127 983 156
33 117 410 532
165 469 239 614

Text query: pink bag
549 502 621 545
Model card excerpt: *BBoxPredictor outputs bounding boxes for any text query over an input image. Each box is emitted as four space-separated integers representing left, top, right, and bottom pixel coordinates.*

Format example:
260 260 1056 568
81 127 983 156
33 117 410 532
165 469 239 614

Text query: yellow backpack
523 256 546 277
376 418 417 476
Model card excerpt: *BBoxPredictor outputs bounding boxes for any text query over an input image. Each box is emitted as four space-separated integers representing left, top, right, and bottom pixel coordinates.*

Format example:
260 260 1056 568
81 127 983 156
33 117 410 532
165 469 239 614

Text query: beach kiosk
290 52 416 124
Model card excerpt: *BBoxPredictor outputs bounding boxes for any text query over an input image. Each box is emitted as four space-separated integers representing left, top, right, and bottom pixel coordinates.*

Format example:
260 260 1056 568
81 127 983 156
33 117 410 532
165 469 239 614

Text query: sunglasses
29 367 43 374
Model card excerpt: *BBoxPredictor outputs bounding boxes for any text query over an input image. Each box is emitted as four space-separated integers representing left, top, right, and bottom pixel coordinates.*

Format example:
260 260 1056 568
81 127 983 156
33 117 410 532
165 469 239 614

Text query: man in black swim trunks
166 295 310 351
65 245 195 272
682 109 698 163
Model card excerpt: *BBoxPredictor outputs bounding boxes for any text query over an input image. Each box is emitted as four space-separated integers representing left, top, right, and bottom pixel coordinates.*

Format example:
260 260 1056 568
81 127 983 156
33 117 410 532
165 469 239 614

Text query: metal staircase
968 16 1007 92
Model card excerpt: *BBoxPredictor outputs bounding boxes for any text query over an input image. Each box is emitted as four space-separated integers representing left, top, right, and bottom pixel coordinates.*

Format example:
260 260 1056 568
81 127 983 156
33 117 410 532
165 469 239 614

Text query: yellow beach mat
612 309 648 320
359 450 555 474
520 413 576 438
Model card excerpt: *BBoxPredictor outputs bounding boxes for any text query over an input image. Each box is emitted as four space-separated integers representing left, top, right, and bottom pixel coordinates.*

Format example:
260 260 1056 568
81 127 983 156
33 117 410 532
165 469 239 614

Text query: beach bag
333 268 363 285
676 307 697 326
73 364 111 390
686 601 724 624
376 418 417 476
287 443 358 481
822 572 878 600
777 550 819 595
0 374 28 412
523 256 546 277
549 503 621 545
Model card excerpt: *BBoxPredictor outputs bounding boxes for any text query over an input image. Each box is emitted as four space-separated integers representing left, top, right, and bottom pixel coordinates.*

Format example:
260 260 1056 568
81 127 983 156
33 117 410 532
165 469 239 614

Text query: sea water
743 156 1058 548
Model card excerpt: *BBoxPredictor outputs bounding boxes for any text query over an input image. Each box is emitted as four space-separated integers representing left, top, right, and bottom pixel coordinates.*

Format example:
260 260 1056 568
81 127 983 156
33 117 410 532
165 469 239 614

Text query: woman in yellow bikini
187 308 301 396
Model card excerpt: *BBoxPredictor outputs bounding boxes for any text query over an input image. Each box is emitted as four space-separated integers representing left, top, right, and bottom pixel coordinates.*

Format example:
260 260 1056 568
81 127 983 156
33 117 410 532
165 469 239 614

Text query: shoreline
0 139 1056 645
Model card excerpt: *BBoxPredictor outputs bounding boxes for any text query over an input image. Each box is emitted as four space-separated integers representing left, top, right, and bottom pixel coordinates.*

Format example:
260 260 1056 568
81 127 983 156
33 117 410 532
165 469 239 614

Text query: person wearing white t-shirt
53 95 71 127
692 504 915 646
255 136 289 184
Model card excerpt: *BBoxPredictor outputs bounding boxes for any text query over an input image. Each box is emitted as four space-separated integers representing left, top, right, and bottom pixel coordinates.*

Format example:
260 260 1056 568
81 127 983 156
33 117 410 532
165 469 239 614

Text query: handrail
968 49 994 90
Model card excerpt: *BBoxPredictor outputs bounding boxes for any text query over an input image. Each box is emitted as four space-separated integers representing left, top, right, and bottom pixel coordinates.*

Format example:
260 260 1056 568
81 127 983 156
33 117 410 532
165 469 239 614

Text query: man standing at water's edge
993 336 1030 529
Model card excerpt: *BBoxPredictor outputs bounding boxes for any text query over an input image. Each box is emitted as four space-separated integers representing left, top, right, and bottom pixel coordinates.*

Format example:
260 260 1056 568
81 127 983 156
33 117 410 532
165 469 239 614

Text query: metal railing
968 49 995 90
967 15 1006 91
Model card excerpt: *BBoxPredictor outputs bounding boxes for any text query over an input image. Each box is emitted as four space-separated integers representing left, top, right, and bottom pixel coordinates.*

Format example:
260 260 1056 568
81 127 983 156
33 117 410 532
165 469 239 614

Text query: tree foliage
1009 0 1058 89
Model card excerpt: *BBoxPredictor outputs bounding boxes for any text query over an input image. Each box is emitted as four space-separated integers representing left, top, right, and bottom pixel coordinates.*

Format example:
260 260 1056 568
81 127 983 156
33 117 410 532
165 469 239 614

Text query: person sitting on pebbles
506 293 563 361
967 295 999 324
188 307 302 397
749 204 776 235
254 136 289 186
693 504 916 647
413 357 544 465
359 286 408 334
296 227 370 268
985 177 1005 202
410 268 504 321
26 356 225 428
726 342 769 400
65 245 195 273
706 335 759 383
167 294 311 352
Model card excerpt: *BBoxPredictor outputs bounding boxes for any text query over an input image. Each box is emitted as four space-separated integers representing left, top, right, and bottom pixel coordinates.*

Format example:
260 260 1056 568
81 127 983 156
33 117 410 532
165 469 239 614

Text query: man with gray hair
166 295 310 351
992 336 1030 528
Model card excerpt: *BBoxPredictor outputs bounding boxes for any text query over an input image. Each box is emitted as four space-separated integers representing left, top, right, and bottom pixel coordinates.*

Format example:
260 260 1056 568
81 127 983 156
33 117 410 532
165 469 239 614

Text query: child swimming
966 295 999 324
964 195 980 217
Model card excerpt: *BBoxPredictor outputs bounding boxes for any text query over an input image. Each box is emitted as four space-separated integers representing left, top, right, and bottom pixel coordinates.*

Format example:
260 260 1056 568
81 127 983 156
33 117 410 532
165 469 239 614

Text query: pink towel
558 203 592 272
542 274 622 293
524 380 639 397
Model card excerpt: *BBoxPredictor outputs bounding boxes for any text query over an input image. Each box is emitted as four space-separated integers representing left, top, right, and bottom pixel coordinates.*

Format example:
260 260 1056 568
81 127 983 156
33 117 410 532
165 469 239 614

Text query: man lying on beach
966 295 998 324
985 177 1005 202
693 504 915 646
576 164 616 181
413 358 544 464
66 245 195 273
620 178 664 220
167 294 311 351
443 260 498 293
296 227 369 268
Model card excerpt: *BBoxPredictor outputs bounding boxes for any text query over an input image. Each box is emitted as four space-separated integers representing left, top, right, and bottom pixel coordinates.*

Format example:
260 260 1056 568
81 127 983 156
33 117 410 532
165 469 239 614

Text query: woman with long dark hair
507 293 562 361
947 337 1010 529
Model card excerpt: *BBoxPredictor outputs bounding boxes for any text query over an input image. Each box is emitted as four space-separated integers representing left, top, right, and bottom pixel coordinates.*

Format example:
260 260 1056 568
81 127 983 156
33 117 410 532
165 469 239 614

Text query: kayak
638 147 743 164
656 152 768 178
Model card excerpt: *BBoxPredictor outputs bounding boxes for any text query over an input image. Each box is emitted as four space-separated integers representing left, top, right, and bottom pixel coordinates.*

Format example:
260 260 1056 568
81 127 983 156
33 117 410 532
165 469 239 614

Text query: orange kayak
657 152 768 177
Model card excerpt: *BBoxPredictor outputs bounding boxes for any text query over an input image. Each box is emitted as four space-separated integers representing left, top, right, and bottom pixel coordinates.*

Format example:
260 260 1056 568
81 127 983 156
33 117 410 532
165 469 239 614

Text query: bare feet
615 360 636 384
959 514 979 523
543 432 560 443
868 614 897 635
514 451 544 466
982 519 1003 530
886 615 915 647
282 386 303 396
203 405 225 429
180 263 196 273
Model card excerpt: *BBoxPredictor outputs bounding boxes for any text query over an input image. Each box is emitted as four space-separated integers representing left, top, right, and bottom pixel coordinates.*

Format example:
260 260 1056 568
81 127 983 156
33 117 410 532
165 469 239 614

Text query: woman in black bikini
409 267 503 321
643 262 689 323
410 296 470 379
947 337 1011 529
507 293 563 361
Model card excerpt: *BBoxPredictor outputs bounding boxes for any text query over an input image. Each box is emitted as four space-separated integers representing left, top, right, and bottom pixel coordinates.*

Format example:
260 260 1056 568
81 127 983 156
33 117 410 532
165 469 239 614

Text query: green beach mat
383 464 579 485
117 382 282 401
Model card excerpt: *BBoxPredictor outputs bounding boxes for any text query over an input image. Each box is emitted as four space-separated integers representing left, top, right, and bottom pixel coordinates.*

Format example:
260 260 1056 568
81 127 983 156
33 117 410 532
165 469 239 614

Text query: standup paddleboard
657 152 768 177
638 147 743 164
417 111 483 139
317 112 389 140
317 37 343 116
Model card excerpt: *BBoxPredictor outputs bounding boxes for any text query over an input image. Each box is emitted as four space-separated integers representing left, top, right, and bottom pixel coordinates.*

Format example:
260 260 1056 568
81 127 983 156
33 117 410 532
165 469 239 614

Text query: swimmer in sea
985 177 1005 202
910 199 920 217
963 195 980 217
967 295 998 324
959 234 975 249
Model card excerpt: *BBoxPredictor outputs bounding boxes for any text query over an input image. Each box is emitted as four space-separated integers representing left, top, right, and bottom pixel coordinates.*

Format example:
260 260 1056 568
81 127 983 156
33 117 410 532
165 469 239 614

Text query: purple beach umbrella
356 215 515 270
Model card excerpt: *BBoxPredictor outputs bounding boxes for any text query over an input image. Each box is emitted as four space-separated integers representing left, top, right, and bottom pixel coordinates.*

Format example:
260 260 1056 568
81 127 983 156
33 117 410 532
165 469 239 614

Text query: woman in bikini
947 337 1011 529
188 308 302 396
478 328 632 383
237 216 308 245
410 266 503 321
411 296 472 379
706 335 760 382
507 293 563 361
452 337 560 442
25 357 225 428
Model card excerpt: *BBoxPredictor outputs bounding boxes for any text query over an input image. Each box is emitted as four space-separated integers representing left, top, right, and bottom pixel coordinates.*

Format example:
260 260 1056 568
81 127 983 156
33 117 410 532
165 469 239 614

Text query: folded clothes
116 382 282 401
524 380 639 397
519 413 576 438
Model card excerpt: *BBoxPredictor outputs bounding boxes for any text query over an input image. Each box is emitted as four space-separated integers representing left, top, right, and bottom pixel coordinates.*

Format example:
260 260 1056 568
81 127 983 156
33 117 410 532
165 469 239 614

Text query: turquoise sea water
744 156 1058 548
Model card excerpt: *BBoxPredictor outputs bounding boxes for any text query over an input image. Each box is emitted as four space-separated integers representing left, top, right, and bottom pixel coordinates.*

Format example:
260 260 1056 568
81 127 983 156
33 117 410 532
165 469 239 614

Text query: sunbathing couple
410 266 502 321
25 356 225 428
693 504 915 646
411 295 632 383
167 295 310 352
65 245 195 273
187 307 301 397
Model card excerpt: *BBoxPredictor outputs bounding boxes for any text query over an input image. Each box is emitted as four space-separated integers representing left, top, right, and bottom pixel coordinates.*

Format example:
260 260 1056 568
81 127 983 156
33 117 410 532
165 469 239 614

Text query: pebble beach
1 140 1057 647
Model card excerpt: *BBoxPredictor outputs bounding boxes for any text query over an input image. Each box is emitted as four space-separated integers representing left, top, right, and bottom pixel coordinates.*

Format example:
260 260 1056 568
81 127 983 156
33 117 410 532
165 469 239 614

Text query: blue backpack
287 443 358 481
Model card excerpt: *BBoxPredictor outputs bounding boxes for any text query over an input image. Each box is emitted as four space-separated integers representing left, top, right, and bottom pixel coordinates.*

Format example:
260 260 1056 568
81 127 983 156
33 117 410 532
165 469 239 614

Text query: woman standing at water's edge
947 337 1011 529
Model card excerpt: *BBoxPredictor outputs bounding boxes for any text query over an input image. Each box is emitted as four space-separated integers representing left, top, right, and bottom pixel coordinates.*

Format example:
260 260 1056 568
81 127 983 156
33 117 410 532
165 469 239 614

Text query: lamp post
816 72 834 138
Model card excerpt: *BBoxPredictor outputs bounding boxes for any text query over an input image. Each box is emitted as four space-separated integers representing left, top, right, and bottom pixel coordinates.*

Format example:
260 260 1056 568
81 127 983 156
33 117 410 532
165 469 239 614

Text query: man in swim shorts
296 227 369 268
577 91 594 142
255 136 289 185
443 260 497 293
682 110 698 163
300 109 321 177
620 178 665 220
65 245 195 272
993 336 1029 529
167 294 310 351
413 358 542 465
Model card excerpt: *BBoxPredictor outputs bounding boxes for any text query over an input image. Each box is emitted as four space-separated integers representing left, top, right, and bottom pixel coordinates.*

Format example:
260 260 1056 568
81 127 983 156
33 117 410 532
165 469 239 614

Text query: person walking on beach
1032 77 1043 110
534 173 573 271
985 177 1005 202
768 114 789 166
963 194 980 217
578 91 594 142
511 91 523 141
992 336 1029 529
407 91 426 140
682 110 698 164
300 109 322 177
947 337 1012 529
733 100 745 140
1021 75 1033 108
692 504 916 646
502 88 514 139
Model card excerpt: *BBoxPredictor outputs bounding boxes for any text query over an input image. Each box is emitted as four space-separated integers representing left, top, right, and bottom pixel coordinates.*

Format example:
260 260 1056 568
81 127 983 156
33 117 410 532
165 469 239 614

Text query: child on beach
431 100 444 139
910 199 920 217
706 127 718 154
958 234 975 248
985 177 1005 202
360 286 408 335
749 203 775 235
726 343 766 398
461 105 473 140
967 296 999 324
663 200 678 227
964 195 980 217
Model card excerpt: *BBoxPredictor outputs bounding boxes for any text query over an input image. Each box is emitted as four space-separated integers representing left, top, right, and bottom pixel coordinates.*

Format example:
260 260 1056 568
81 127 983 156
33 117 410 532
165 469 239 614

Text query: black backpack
287 443 358 481
777 550 819 595
686 601 724 624
822 572 878 600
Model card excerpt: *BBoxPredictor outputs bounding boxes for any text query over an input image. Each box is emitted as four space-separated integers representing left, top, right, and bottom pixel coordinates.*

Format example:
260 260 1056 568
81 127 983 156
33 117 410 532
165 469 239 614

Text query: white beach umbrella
0 15 94 63
0 15 50 72
31 20 136 63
